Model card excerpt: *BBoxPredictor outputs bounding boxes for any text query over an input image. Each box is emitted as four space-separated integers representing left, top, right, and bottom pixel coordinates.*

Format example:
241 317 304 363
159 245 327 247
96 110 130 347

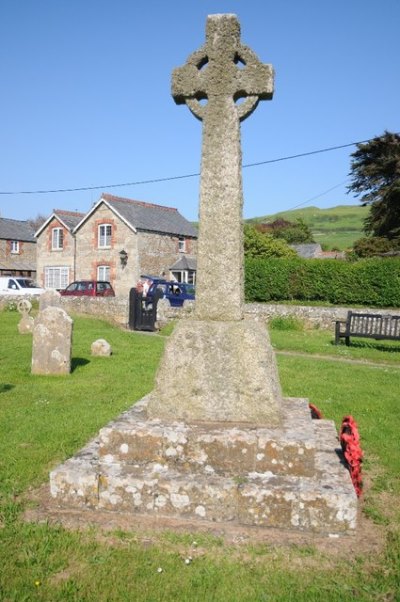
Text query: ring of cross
17 299 32 315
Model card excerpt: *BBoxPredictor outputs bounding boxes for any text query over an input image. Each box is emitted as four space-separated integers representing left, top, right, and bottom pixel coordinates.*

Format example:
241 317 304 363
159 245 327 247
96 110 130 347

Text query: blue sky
1 0 399 223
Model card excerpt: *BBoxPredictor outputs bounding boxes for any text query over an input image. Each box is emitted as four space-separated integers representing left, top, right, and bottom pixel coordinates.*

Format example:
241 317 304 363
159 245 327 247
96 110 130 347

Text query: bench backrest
347 311 400 338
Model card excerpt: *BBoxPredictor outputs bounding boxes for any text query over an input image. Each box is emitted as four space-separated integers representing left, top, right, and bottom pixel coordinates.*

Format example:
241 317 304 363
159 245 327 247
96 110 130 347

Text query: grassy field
247 204 369 250
0 310 399 601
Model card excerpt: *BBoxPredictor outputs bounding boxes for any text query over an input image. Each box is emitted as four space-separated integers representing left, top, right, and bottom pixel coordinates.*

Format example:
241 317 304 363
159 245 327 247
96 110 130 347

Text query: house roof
169 256 197 271
0 218 36 242
290 243 323 259
53 209 85 231
35 209 86 237
0 259 36 271
76 194 197 238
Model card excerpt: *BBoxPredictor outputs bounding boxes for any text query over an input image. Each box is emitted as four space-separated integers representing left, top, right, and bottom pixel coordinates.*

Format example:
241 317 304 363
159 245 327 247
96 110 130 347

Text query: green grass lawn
0 310 399 601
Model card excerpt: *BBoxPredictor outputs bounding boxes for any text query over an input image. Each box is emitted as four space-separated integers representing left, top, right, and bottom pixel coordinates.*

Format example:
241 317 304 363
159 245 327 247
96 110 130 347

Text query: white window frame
52 228 64 250
178 237 186 253
98 224 112 248
171 270 196 284
97 265 110 282
10 240 20 254
45 266 69 290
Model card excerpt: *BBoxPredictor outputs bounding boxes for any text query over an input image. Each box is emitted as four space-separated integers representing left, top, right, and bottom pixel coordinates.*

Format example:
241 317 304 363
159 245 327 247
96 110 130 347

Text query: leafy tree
255 218 315 244
347 131 400 240
27 213 47 232
244 225 297 259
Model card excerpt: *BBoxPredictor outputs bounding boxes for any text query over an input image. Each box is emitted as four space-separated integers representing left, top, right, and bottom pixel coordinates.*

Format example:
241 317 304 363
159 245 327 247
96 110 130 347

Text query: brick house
35 194 197 297
0 217 37 278
35 210 85 290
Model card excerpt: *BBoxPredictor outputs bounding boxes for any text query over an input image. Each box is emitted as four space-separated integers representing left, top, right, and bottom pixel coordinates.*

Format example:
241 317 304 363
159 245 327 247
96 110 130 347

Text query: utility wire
287 179 349 211
0 136 385 196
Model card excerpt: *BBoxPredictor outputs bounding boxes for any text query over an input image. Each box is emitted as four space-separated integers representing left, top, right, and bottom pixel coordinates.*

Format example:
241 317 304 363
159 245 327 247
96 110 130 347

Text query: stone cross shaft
172 14 274 320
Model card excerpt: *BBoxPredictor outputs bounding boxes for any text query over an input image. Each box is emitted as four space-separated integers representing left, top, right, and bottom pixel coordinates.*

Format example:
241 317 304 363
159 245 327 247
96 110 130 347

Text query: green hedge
244 258 400 307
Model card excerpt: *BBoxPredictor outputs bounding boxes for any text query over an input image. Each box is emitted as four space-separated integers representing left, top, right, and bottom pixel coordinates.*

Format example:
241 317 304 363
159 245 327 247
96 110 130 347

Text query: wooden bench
334 311 400 345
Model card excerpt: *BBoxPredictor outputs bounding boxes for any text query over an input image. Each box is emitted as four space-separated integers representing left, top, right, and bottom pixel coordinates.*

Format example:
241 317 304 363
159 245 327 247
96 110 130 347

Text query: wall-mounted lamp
119 249 128 267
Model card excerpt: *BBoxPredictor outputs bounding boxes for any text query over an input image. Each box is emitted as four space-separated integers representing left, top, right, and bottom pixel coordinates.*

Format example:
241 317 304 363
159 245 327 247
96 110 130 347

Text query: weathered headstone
17 299 34 334
39 289 61 311
146 13 281 425
32 307 73 375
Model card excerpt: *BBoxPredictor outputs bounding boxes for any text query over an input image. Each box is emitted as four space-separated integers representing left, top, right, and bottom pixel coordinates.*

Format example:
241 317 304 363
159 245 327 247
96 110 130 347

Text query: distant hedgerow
244 257 400 307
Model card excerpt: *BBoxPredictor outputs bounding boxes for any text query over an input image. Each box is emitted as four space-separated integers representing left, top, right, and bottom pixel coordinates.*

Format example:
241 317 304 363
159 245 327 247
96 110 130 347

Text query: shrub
244 257 400 307
353 236 394 257
244 225 297 259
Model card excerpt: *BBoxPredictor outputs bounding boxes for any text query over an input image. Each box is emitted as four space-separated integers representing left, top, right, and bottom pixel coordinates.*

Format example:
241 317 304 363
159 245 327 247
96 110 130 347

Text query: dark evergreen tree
348 131 400 240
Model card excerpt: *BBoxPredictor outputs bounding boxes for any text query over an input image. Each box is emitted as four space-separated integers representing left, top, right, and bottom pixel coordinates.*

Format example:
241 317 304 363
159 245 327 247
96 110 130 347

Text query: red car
60 280 115 297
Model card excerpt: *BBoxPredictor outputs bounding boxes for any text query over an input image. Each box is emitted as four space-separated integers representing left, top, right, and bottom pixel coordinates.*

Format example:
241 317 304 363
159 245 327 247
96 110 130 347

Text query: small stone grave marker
17 299 34 334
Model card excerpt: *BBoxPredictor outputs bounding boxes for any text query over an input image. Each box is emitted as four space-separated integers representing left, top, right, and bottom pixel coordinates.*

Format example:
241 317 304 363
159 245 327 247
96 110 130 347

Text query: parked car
140 276 195 307
60 280 115 297
0 276 45 296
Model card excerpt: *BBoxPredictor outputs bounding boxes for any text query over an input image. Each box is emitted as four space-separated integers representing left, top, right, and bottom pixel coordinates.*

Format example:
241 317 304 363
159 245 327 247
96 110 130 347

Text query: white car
0 277 45 296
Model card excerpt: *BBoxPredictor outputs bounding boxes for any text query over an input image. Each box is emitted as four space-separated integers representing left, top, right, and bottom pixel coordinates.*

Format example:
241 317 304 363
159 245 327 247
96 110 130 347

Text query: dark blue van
141 276 195 307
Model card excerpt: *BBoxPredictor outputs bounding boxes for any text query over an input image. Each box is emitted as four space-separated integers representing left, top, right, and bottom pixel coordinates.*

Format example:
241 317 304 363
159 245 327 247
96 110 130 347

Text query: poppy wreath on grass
339 415 363 497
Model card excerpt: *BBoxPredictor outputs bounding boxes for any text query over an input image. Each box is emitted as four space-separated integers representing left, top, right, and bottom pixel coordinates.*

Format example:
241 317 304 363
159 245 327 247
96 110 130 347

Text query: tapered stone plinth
146 319 282 425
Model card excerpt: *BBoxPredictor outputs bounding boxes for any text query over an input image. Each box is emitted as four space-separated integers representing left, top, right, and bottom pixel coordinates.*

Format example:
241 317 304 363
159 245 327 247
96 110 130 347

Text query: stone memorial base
50 396 357 535
146 320 282 425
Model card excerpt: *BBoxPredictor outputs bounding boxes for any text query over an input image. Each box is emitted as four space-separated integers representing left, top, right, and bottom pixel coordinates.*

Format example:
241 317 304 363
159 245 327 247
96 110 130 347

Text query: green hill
247 205 368 250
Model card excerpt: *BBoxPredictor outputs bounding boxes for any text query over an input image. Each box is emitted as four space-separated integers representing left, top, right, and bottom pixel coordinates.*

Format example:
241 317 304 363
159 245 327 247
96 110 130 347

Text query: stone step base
98 397 317 478
50 400 357 535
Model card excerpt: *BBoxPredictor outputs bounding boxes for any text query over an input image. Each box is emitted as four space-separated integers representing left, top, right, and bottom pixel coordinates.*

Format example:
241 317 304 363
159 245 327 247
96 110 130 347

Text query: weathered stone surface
50 432 357 534
147 319 282 425
91 338 112 356
18 315 35 334
50 396 357 534
39 289 61 311
99 398 315 478
172 14 273 321
32 307 73 375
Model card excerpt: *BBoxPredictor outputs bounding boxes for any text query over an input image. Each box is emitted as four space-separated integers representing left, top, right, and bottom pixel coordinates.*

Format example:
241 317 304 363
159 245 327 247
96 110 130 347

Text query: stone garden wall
59 296 129 327
1 293 398 331
158 300 400 331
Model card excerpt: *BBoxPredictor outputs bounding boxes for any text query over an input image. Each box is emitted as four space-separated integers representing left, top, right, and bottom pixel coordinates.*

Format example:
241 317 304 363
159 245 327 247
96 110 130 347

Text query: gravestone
32 307 73 375
17 299 34 334
39 289 62 311
50 15 357 535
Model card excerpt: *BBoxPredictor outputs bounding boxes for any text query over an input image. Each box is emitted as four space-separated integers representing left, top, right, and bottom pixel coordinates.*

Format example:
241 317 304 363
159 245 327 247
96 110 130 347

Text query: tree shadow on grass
71 357 90 372
0 383 14 393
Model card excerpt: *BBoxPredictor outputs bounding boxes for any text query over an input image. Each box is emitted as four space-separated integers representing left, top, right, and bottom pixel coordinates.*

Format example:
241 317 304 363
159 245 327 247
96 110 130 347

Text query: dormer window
178 237 186 253
52 228 64 250
98 224 112 248
10 240 20 254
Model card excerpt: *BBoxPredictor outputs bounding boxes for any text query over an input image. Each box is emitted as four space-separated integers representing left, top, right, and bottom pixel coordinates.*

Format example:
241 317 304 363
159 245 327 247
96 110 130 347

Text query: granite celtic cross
172 14 274 320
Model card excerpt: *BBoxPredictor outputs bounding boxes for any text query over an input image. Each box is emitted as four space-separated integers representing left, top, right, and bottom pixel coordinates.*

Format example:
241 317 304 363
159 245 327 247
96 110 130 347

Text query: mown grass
270 322 400 366
0 311 399 601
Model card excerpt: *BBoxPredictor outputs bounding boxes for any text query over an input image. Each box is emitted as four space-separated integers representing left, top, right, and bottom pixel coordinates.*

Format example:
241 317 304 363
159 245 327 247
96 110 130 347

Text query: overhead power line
287 179 350 211
0 136 387 196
